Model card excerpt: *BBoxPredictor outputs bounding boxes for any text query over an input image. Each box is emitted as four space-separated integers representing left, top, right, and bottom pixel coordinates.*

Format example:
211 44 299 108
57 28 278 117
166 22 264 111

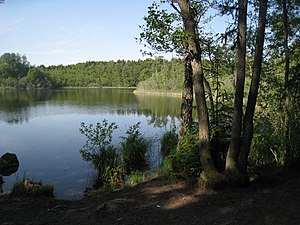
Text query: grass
10 178 54 198
126 171 159 186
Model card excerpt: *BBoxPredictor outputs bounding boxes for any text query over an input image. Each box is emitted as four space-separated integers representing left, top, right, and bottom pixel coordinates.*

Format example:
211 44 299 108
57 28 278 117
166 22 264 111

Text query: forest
0 54 184 90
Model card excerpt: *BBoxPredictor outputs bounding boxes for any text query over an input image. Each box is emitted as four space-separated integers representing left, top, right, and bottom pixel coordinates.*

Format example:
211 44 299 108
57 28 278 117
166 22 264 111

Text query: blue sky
1 0 226 66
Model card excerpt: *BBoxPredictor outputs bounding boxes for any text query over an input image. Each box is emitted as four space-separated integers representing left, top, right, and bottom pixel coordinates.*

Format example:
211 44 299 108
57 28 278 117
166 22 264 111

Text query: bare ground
1 169 299 225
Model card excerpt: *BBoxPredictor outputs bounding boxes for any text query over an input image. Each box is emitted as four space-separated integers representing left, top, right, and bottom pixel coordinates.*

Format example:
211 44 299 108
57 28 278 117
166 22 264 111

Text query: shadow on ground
1 169 300 225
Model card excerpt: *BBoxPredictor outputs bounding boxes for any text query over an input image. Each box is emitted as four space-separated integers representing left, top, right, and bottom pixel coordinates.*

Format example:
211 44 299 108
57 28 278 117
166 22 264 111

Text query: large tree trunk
238 0 268 176
174 0 217 177
178 58 193 147
225 0 248 175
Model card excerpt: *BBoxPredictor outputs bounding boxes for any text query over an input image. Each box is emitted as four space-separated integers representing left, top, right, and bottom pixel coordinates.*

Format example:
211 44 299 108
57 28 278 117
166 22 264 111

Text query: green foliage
160 126 178 157
200 168 227 190
126 171 157 186
80 120 151 189
0 53 185 90
250 117 285 166
138 0 210 56
210 100 233 171
161 154 177 180
79 120 121 187
0 53 30 79
120 122 149 173
26 68 53 88
10 178 54 198
79 120 118 166
42 58 184 89
250 105 300 167
163 128 201 182
139 1 185 55
135 57 184 92
97 165 125 190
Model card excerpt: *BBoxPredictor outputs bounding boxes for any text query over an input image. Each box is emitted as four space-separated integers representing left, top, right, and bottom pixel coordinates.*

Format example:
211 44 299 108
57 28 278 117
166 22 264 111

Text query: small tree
79 120 121 187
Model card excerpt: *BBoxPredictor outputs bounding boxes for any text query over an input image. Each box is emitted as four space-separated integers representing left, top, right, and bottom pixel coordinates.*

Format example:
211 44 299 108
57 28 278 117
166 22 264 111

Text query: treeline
0 53 184 89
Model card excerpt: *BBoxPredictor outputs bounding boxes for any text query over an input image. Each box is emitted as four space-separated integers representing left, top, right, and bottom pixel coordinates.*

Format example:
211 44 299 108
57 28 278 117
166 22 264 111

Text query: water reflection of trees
0 89 181 127
0 89 52 124
134 94 181 127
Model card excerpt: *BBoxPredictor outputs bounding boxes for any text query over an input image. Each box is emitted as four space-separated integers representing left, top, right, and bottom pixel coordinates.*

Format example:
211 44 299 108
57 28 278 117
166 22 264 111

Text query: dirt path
1 170 299 225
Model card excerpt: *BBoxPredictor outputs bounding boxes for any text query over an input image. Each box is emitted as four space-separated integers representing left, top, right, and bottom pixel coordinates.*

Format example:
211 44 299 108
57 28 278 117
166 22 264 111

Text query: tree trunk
174 0 217 176
178 58 193 147
204 76 215 125
282 0 291 167
239 0 268 176
225 0 248 175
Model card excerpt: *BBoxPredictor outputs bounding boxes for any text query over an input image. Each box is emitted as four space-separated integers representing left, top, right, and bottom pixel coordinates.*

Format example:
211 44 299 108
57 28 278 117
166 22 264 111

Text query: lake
0 88 181 199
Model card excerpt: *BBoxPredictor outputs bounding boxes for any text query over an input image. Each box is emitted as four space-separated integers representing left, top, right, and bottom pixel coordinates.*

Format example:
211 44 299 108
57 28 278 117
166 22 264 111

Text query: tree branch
170 0 182 16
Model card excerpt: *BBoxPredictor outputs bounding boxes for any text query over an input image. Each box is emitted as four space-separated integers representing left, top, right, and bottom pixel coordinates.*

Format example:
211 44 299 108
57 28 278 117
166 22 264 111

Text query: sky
0 0 226 66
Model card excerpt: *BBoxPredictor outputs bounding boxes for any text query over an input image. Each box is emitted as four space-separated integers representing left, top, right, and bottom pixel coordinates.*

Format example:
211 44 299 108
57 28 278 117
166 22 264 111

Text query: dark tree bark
178 58 193 146
174 0 217 176
238 0 268 176
225 0 248 175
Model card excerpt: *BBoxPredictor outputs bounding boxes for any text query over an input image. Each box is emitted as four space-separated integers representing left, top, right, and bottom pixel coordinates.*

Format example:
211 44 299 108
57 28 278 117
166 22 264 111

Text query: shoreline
133 89 182 97
1 169 299 225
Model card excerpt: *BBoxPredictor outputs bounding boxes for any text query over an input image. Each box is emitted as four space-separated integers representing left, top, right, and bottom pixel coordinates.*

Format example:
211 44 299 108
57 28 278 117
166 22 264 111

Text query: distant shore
0 86 182 97
133 89 182 97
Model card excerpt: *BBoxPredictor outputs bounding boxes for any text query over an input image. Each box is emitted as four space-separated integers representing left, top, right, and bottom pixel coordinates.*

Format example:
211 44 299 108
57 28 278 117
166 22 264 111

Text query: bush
80 120 150 189
120 122 149 173
249 116 285 166
79 120 123 187
79 120 118 167
160 126 178 158
94 147 123 188
96 165 125 190
163 129 201 182
161 154 176 179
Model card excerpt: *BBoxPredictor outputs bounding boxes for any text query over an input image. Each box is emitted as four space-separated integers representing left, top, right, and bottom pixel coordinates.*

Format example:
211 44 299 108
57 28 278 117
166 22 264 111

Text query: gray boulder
0 153 19 176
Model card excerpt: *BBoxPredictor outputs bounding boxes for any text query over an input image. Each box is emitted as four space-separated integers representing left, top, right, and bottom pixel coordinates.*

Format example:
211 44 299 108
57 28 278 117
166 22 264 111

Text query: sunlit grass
10 178 54 198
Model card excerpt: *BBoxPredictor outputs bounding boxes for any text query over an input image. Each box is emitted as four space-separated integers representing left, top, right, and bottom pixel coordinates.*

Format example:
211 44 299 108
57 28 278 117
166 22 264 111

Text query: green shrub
249 116 285 166
79 120 118 167
94 147 123 188
79 120 123 187
160 154 177 180
80 120 151 189
120 122 149 173
96 164 125 190
160 126 178 158
163 129 201 182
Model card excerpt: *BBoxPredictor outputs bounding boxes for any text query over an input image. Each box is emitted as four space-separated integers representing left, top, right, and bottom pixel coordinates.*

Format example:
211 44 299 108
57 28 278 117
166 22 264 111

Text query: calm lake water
0 88 181 199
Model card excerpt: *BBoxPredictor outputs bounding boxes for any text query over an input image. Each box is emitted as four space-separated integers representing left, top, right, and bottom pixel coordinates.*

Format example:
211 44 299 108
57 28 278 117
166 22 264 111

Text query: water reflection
0 88 181 199
0 88 181 126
